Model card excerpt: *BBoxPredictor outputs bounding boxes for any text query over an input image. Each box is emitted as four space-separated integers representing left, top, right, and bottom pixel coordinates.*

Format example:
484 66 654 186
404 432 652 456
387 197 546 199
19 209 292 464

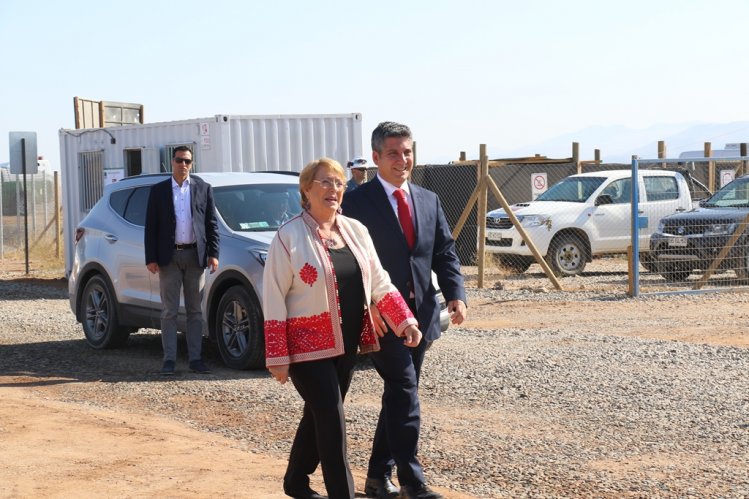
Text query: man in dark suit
342 122 467 499
145 146 220 376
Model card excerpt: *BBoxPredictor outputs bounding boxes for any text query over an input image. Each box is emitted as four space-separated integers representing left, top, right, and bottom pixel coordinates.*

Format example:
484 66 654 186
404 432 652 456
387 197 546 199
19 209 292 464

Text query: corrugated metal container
60 112 363 274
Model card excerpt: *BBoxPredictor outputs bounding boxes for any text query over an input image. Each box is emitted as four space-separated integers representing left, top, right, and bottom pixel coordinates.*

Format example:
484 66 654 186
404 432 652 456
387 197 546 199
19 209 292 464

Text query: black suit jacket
342 177 465 342
144 175 220 268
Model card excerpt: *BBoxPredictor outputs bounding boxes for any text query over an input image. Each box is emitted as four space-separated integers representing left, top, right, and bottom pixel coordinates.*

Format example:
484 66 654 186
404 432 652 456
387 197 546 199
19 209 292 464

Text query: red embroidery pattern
299 263 318 287
287 312 335 353
376 291 414 332
264 313 337 362
360 311 378 346
264 320 288 359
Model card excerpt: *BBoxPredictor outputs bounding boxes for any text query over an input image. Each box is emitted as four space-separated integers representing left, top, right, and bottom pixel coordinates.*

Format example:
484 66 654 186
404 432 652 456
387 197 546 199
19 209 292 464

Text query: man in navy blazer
342 122 466 499
145 146 220 375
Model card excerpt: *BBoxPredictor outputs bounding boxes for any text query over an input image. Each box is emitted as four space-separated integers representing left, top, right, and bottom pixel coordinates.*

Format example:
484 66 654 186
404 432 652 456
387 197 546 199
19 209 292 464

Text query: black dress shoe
189 359 211 374
160 360 176 375
398 483 443 499
283 484 326 499
364 476 399 498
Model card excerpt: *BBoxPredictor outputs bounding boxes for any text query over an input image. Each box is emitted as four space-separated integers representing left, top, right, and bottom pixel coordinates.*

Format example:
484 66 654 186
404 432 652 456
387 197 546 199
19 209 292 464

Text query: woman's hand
268 365 290 384
369 303 388 337
401 325 422 348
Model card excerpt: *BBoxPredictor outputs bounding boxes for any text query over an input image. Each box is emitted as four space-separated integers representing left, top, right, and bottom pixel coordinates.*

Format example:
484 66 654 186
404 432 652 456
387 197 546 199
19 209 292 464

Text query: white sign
104 169 125 184
531 173 548 200
9 131 38 175
720 169 735 187
200 122 210 136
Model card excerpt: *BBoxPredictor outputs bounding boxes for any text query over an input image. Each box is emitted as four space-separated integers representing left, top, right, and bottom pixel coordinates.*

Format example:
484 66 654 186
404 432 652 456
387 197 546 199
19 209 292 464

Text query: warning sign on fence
531 173 547 200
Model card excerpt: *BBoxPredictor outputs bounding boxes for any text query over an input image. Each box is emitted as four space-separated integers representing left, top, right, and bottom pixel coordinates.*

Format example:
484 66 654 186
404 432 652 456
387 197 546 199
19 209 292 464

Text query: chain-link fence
0 167 63 269
343 156 749 296
398 155 747 295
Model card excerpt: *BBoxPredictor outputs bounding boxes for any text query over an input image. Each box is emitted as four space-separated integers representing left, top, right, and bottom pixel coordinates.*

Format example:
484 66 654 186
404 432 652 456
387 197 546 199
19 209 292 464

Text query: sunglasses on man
174 158 193 165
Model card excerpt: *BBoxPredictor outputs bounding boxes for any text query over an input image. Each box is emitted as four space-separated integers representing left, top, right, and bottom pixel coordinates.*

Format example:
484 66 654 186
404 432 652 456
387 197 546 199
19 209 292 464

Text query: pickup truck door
589 178 633 253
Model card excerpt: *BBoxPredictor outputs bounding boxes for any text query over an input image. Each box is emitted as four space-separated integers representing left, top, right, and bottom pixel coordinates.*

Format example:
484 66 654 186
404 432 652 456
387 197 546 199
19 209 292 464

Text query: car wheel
546 234 587 277
214 285 264 370
80 275 130 349
639 252 658 272
494 255 532 274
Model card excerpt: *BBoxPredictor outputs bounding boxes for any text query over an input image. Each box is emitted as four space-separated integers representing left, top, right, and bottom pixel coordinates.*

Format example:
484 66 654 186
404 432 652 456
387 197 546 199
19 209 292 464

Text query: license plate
668 236 687 247
487 232 505 241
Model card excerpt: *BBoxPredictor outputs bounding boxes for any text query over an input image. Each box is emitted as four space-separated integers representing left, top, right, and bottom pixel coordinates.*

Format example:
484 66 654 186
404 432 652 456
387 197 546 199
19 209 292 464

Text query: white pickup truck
484 170 694 276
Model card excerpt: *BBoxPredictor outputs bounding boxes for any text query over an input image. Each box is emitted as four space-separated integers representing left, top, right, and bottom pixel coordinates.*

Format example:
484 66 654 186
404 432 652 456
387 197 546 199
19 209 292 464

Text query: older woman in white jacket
263 157 421 499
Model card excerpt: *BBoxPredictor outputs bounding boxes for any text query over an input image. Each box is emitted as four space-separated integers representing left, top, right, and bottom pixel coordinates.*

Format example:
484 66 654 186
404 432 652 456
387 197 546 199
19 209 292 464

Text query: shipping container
60 112 363 275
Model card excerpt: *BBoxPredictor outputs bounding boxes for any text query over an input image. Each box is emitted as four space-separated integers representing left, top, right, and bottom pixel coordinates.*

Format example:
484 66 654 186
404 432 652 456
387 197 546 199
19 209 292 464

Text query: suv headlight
704 223 737 236
519 215 549 228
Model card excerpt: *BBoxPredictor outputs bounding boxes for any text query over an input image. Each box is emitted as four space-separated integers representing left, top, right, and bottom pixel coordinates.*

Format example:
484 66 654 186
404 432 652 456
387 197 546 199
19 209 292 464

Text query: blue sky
2 0 748 167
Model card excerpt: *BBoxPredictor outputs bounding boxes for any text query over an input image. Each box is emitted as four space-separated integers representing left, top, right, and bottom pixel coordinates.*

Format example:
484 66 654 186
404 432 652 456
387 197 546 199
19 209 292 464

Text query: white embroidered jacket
263 211 417 367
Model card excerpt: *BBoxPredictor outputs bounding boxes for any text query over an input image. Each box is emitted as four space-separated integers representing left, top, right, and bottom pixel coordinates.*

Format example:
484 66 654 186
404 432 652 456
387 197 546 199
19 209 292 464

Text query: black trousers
285 350 357 499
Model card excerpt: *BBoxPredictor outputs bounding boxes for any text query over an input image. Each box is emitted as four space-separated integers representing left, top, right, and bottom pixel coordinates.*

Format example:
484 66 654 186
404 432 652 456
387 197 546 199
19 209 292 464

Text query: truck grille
486 217 513 230
661 219 728 236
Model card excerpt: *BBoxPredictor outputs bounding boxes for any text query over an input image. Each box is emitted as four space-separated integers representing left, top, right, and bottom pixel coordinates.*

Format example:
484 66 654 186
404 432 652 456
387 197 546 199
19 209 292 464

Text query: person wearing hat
345 156 368 193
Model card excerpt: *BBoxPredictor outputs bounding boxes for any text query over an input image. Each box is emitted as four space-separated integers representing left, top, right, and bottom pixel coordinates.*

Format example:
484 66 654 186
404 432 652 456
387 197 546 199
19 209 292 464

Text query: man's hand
369 303 388 337
268 365 289 384
401 325 422 347
447 299 467 325
208 257 219 274
146 262 159 274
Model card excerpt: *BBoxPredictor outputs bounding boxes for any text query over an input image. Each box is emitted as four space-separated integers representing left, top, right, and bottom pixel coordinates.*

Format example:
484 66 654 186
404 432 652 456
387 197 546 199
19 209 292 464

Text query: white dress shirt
172 176 195 245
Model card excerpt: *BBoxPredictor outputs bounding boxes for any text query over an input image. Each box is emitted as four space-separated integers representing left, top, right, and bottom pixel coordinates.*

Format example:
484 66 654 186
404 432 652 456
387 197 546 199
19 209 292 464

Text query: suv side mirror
595 194 614 206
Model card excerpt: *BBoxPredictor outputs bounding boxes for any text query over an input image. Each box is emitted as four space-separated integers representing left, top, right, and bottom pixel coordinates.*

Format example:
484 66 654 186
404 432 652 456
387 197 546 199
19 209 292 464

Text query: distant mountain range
492 121 749 164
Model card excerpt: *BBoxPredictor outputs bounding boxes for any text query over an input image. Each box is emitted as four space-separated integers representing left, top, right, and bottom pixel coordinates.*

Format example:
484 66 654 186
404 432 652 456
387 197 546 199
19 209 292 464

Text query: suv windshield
214 184 302 231
702 177 749 208
536 176 606 202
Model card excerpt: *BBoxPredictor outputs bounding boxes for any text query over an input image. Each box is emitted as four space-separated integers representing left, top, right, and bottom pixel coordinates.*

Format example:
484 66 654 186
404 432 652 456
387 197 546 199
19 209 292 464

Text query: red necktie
393 189 415 250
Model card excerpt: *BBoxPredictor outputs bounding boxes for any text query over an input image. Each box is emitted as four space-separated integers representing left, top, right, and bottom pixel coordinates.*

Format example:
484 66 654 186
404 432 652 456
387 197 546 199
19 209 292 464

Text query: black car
650 175 749 281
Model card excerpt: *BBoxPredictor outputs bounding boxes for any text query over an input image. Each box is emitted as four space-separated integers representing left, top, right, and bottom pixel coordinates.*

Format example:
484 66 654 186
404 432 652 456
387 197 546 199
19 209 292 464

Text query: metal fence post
630 156 640 297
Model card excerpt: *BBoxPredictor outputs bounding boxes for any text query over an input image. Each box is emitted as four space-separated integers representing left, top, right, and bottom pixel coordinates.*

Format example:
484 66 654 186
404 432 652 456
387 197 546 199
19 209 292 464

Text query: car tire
80 275 130 349
214 285 264 370
639 252 658 272
494 255 532 274
546 233 587 277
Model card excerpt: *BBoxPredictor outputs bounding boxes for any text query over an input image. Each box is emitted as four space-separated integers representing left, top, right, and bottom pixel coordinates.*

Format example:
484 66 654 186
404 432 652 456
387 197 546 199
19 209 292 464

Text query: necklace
319 225 342 249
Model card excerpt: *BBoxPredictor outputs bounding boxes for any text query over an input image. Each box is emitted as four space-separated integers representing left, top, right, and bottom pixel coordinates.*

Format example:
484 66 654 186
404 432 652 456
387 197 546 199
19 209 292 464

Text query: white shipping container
60 112 363 275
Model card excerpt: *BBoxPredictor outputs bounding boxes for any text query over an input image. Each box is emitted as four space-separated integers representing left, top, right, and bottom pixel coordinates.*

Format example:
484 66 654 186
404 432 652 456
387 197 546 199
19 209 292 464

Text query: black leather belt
174 243 197 250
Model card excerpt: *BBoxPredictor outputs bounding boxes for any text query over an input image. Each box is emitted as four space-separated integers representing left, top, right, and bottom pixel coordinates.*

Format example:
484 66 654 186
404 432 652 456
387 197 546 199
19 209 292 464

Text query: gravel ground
1 267 748 498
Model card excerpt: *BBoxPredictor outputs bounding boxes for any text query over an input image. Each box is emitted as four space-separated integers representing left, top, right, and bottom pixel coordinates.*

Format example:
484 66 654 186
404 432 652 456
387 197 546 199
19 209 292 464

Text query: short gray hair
371 121 412 153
